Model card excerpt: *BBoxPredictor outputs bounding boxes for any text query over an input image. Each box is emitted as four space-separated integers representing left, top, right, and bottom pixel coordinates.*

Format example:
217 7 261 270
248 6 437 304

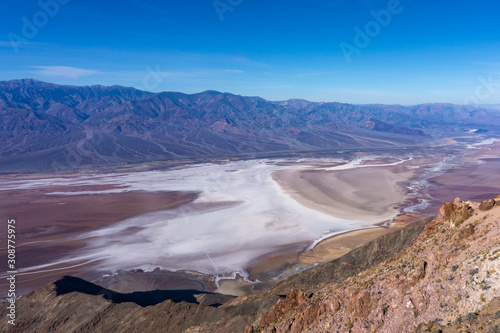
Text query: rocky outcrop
480 198 497 211
435 197 473 225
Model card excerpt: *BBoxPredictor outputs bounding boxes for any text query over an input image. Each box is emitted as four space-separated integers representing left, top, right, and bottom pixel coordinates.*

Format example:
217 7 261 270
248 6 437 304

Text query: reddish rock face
412 261 428 282
259 289 307 330
347 290 376 319
457 223 475 240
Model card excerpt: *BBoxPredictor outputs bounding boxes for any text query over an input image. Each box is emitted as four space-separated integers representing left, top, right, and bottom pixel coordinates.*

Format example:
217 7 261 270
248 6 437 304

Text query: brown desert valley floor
0 187 199 296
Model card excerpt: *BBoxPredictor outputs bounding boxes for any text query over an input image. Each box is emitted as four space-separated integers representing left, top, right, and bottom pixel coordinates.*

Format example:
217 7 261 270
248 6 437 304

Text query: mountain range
1 79 500 172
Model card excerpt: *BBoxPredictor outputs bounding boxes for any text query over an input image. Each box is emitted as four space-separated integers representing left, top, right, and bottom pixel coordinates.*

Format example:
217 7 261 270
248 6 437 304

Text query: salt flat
1 156 423 287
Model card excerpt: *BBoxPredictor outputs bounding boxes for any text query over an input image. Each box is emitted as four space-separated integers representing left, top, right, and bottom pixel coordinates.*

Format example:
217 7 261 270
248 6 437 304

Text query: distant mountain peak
198 90 224 95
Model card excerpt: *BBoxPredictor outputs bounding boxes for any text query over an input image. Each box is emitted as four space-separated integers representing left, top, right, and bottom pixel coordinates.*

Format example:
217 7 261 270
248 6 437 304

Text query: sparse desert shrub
381 303 389 315
464 312 477 321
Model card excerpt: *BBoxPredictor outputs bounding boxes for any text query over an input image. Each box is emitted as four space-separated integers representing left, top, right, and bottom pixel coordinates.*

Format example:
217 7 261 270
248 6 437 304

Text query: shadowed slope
54 276 235 307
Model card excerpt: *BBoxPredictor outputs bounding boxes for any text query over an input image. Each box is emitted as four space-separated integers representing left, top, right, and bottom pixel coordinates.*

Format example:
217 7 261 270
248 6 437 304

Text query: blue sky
1 0 500 104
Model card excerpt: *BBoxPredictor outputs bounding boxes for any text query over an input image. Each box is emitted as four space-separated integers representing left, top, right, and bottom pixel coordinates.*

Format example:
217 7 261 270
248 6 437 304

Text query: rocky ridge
259 196 500 333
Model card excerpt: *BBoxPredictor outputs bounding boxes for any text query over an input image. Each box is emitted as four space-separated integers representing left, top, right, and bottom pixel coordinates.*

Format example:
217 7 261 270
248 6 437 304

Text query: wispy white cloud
30 66 101 79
